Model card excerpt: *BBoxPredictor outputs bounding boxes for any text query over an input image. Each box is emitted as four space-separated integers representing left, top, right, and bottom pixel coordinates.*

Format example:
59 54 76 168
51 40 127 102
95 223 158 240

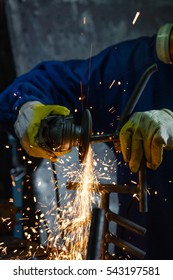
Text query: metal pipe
106 211 146 236
90 133 118 144
51 163 64 239
86 208 105 260
98 184 137 194
100 193 110 259
66 182 137 194
105 233 146 259
138 159 148 212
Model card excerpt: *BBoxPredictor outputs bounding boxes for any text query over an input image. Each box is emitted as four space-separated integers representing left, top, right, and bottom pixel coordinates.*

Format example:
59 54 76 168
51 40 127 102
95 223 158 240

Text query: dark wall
5 0 173 75
0 0 15 91
0 0 15 200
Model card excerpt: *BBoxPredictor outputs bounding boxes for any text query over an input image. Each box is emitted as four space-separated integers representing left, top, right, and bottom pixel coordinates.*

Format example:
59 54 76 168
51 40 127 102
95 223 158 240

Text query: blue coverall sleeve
0 36 157 135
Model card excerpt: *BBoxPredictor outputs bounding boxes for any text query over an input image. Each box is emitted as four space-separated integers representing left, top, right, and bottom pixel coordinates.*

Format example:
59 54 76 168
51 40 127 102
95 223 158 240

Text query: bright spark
132 11 141 25
109 80 116 89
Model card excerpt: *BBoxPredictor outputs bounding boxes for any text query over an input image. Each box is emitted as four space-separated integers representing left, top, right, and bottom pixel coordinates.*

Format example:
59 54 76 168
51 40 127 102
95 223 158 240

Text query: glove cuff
162 108 173 118
14 101 43 139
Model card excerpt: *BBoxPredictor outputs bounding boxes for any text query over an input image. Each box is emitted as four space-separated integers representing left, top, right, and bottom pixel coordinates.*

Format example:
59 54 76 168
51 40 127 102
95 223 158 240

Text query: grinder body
39 110 93 162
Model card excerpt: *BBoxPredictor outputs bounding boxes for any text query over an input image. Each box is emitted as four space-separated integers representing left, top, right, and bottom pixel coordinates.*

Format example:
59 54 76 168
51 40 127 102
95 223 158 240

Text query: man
0 23 173 259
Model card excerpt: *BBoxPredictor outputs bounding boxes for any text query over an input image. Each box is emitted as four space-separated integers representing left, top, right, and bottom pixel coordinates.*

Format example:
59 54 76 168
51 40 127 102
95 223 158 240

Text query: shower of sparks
48 146 101 260
132 11 140 25
1 142 117 260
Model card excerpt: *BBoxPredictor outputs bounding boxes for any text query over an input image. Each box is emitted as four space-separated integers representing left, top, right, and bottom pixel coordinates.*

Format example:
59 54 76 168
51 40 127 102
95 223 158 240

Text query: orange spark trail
49 146 100 260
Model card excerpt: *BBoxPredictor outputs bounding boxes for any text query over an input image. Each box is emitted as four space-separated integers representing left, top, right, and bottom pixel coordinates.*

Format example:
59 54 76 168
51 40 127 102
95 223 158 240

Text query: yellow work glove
14 101 70 161
119 109 173 172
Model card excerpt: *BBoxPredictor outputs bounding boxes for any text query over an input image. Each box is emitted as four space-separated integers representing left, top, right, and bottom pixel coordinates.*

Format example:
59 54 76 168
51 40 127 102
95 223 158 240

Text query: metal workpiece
67 181 147 259
98 187 147 259
86 208 105 260
67 181 146 213
66 181 137 194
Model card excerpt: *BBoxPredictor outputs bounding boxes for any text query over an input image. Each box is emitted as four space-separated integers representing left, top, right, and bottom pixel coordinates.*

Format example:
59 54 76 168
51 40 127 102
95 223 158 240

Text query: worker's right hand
14 101 70 161
119 109 173 172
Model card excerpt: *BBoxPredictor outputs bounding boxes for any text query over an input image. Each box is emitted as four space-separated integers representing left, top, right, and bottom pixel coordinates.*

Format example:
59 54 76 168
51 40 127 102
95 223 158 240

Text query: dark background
4 0 173 75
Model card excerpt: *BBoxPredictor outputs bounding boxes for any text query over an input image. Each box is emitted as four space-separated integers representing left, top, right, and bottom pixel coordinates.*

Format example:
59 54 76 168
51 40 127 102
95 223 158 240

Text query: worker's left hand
119 109 173 172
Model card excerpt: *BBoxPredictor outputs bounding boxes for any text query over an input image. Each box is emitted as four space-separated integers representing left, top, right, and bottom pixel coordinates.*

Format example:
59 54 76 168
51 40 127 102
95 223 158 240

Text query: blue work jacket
0 35 173 259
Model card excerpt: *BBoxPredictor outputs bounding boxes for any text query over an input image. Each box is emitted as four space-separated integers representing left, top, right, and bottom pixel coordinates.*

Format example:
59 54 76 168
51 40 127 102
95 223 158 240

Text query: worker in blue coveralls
0 23 173 260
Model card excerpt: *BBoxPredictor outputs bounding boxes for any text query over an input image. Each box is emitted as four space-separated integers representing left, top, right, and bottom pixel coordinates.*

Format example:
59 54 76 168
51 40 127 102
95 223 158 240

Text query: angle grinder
38 109 118 163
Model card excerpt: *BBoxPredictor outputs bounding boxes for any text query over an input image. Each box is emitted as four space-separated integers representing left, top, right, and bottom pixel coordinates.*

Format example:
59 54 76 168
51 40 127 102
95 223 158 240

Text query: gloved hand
119 109 173 172
14 101 70 161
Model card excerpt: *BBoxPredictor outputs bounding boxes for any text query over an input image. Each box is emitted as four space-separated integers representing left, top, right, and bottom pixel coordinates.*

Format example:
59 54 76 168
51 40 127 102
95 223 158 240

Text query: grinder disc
79 109 92 163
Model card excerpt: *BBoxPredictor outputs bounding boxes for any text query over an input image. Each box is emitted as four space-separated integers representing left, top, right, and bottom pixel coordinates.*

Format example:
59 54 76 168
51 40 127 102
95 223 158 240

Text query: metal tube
106 211 146 236
105 233 146 259
90 133 118 144
98 184 137 194
86 208 105 260
66 182 137 194
138 159 148 212
100 193 110 259
51 163 64 240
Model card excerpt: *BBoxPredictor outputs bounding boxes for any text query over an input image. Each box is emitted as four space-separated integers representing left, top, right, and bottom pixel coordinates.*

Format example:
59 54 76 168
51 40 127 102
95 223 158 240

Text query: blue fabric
0 36 158 133
0 35 173 259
